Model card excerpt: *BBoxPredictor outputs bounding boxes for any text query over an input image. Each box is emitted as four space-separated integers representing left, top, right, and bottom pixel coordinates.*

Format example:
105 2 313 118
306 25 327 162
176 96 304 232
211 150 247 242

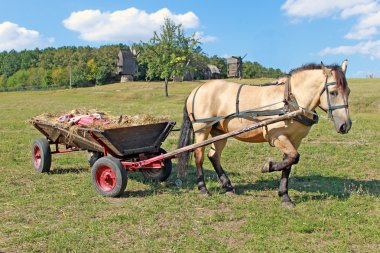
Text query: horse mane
289 63 348 92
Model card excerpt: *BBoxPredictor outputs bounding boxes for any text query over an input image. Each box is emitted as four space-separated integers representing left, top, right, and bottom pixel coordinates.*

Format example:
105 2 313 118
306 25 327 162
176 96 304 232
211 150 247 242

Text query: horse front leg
262 135 299 207
261 135 300 173
279 164 295 208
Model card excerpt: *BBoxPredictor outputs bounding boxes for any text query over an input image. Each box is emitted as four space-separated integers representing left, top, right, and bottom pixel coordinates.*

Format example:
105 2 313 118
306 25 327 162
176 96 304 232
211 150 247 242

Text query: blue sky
1 0 379 77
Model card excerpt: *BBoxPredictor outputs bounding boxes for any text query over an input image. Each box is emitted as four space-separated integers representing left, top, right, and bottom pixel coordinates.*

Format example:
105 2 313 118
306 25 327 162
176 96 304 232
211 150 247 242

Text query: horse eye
329 91 338 96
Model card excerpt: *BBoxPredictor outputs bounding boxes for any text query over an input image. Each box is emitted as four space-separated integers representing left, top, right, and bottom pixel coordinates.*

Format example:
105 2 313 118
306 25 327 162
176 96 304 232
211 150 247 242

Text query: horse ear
341 59 348 75
321 61 332 76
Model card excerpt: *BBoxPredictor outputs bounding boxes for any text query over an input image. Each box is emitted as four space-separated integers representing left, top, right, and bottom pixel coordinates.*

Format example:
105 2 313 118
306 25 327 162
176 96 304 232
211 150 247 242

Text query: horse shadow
127 165 380 202
231 174 380 202
47 164 380 203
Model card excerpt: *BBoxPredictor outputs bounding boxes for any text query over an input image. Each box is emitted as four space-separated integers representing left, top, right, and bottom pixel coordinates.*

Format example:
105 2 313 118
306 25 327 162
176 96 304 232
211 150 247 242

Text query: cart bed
32 120 175 158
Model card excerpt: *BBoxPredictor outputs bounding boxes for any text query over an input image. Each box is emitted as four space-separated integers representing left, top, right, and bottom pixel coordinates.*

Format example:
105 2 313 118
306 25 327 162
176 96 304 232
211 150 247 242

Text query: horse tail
177 103 194 177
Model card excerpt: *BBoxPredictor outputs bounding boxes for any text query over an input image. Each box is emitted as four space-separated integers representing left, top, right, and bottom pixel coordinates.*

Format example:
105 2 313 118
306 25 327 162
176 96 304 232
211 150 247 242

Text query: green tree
7 69 29 88
95 66 110 85
1 50 20 77
52 67 70 87
86 59 97 83
209 55 227 78
0 74 7 89
140 18 201 97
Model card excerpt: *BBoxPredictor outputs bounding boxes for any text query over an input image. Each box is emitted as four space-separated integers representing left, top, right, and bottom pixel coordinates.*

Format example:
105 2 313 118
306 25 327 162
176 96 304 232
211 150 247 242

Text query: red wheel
95 165 117 192
91 157 127 197
32 138 51 173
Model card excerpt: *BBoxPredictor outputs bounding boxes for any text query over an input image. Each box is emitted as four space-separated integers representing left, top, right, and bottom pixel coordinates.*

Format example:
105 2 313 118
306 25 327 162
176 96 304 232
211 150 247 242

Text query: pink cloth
58 113 110 126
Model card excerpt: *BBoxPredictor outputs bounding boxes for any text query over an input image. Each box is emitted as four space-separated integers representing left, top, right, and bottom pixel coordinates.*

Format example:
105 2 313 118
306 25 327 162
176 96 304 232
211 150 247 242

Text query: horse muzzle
337 119 352 134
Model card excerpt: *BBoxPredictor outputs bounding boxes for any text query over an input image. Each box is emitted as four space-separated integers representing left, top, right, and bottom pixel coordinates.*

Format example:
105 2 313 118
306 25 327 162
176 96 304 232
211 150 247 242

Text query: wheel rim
33 145 41 168
95 165 116 192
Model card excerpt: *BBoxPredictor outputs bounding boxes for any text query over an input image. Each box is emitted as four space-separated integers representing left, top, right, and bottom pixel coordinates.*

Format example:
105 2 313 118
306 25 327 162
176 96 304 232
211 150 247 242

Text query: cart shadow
48 167 88 174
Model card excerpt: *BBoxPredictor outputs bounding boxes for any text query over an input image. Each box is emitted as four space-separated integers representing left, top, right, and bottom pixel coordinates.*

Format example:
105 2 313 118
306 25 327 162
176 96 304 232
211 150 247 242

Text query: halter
319 75 349 119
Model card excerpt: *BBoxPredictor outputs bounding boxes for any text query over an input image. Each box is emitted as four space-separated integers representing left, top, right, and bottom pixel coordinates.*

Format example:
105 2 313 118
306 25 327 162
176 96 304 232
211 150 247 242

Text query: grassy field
0 78 379 252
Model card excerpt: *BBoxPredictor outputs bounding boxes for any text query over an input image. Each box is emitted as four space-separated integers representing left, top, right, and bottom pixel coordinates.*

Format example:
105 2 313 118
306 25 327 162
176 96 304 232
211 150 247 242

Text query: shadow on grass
48 167 88 174
235 175 380 202
46 164 380 203
122 164 380 200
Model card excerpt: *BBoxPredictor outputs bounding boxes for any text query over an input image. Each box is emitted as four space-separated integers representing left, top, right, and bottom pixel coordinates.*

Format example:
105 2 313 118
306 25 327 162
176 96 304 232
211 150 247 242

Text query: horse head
319 60 352 134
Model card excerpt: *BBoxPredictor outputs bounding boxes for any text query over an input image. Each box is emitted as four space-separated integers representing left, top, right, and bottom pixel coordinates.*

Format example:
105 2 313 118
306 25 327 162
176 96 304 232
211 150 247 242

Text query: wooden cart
31 109 303 197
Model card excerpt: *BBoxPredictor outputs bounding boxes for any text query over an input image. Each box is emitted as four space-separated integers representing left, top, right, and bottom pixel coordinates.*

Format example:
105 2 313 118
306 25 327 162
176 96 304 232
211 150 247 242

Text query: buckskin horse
177 61 351 207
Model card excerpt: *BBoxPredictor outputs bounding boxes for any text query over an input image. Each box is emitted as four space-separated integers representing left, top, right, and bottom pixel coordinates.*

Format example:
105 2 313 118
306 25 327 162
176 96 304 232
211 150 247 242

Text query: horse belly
218 118 267 143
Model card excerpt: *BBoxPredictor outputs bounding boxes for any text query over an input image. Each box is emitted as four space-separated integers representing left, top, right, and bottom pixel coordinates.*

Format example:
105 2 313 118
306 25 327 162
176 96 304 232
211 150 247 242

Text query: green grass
0 78 379 252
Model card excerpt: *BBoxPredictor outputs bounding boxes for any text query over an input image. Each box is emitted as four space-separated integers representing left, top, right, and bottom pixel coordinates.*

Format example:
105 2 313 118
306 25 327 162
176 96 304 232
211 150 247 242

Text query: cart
31 109 303 197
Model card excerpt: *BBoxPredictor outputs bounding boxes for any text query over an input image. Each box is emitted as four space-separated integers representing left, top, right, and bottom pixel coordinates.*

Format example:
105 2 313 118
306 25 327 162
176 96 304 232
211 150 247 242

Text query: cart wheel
91 157 127 197
88 151 103 167
141 148 172 182
32 138 51 173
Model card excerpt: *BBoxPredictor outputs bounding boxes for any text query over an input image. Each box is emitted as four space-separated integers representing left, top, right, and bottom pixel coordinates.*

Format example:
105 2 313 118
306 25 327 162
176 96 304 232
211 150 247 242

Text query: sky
0 0 380 78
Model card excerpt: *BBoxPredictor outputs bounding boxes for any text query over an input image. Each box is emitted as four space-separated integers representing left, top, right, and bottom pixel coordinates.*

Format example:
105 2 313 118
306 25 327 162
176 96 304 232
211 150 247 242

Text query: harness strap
236 81 285 115
193 101 286 133
191 76 319 134
236 84 246 114
190 84 205 121
284 75 293 112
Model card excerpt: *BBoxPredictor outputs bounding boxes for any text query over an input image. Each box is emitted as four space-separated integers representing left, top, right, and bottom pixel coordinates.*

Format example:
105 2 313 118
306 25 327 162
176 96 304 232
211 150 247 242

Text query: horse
177 61 351 208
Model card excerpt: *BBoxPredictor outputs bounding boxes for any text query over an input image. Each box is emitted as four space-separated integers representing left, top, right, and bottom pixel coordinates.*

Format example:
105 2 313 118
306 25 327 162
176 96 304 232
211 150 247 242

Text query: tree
52 67 69 86
86 59 97 84
209 55 227 78
140 18 201 97
95 66 110 85
0 74 7 89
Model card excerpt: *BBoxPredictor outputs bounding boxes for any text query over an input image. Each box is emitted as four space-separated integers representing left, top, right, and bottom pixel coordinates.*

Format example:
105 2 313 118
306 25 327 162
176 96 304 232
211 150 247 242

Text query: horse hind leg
208 128 235 194
193 128 211 195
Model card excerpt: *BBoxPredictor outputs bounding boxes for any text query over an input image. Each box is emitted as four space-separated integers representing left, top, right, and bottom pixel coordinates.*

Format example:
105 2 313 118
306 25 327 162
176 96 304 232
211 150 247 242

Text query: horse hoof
261 161 272 173
199 188 211 196
225 187 235 195
281 201 296 209
225 190 235 195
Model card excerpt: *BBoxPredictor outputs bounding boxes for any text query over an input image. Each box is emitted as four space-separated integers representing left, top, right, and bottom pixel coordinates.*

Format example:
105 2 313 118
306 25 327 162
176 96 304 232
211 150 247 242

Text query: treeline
243 61 283 79
0 45 284 90
0 45 121 90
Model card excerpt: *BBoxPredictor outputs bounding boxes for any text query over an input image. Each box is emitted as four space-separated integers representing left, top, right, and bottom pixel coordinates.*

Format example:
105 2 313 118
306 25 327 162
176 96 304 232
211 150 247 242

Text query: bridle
318 74 349 119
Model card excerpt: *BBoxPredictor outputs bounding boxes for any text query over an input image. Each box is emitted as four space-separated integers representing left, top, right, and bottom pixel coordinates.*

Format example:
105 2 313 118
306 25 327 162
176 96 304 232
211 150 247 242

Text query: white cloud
320 40 380 59
282 0 380 40
282 0 380 60
281 0 372 18
345 26 378 39
346 9 380 39
63 7 201 42
0 22 53 51
193 32 217 43
341 2 380 18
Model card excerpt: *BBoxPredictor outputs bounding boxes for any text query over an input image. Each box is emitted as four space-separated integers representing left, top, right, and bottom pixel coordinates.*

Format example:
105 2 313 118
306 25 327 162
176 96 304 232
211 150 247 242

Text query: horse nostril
339 123 347 133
